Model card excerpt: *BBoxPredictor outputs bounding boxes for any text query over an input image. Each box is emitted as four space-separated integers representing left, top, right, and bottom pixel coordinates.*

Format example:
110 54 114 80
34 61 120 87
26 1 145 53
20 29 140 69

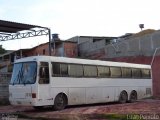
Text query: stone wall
0 72 11 105
78 39 106 57
105 30 160 58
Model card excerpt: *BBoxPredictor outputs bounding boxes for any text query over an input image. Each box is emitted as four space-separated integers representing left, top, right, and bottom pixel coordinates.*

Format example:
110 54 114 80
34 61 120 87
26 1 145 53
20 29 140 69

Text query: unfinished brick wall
64 42 78 58
24 43 50 56
23 42 78 57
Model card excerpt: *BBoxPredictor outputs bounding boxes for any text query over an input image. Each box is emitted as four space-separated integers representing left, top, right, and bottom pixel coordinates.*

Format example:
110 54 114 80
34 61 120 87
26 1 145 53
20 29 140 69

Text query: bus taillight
32 93 36 98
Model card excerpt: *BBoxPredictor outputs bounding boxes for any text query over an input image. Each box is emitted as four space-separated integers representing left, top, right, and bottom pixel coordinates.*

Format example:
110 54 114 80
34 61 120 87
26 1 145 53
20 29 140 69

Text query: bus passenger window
141 69 151 78
60 64 68 76
122 68 131 78
97 66 110 77
132 68 141 78
68 64 83 77
84 65 97 77
52 63 68 76
110 67 121 78
39 62 49 84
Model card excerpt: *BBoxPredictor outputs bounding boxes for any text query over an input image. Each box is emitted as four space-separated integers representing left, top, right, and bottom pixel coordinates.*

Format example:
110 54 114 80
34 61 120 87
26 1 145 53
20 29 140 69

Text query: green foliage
85 114 144 120
0 45 6 54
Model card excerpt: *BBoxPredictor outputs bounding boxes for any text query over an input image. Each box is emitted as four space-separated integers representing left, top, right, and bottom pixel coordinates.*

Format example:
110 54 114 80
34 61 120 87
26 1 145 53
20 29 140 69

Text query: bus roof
14 56 151 69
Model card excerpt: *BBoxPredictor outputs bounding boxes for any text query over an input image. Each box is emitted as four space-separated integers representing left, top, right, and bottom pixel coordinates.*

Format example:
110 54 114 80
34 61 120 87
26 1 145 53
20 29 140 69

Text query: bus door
38 62 51 105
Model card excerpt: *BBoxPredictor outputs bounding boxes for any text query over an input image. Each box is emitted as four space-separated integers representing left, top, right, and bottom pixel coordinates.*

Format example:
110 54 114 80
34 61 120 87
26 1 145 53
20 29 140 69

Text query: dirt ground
0 99 160 120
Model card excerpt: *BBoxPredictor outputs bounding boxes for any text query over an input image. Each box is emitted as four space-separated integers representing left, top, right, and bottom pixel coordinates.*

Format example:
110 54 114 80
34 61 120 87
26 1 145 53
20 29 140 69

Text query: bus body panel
49 77 152 105
68 88 86 105
9 84 37 106
37 84 52 106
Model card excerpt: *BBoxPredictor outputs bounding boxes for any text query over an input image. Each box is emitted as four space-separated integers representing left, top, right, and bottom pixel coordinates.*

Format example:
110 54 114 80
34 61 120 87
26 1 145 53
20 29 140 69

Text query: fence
0 72 11 105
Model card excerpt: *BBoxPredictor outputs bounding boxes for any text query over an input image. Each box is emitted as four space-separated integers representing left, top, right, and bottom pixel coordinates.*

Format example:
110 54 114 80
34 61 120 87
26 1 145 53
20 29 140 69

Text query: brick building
22 40 78 57
50 40 78 57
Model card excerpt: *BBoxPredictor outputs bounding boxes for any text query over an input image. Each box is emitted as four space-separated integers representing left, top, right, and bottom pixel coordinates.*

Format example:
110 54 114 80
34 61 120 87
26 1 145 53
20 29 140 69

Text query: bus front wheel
119 91 128 104
54 93 67 111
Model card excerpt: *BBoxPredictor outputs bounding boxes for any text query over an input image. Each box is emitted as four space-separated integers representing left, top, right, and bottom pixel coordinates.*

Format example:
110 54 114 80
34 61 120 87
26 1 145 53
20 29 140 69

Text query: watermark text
0 113 18 120
127 114 160 120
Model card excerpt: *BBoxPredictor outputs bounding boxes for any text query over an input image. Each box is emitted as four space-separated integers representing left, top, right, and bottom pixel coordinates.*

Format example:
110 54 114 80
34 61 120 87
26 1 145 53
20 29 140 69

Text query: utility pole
48 28 52 56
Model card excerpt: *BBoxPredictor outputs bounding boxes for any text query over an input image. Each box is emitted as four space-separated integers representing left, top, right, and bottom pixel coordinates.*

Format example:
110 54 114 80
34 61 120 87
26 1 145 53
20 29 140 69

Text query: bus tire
54 93 68 111
119 91 128 104
129 90 137 103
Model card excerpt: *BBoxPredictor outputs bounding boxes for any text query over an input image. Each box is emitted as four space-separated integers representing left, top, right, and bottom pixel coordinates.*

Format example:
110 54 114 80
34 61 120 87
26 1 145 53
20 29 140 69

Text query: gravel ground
0 99 160 120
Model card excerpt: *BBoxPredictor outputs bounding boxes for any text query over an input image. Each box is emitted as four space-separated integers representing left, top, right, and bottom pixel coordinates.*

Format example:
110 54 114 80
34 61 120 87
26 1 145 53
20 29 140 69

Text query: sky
0 0 160 50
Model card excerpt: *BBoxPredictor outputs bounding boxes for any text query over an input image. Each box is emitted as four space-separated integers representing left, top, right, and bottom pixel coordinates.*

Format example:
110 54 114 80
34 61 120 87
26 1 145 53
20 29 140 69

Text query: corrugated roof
0 20 41 33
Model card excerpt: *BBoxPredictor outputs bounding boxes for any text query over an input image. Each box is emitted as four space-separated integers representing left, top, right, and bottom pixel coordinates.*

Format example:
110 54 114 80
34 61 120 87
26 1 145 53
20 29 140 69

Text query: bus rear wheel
119 91 128 104
129 91 137 103
54 93 67 111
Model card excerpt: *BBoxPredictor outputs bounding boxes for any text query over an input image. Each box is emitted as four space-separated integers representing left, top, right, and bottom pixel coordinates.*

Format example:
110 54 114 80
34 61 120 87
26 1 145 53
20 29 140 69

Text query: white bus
9 56 152 110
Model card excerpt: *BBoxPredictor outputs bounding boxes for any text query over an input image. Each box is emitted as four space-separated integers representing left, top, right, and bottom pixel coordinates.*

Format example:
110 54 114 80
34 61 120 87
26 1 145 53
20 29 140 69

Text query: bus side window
97 66 110 77
141 69 151 78
83 65 97 77
60 63 68 76
68 64 83 77
52 63 68 76
132 68 141 78
122 67 131 78
110 67 122 78
39 62 49 84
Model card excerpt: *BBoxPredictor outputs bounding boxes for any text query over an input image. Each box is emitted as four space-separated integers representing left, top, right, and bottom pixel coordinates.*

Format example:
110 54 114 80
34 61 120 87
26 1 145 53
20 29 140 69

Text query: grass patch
84 114 144 120
141 96 154 100
87 114 126 120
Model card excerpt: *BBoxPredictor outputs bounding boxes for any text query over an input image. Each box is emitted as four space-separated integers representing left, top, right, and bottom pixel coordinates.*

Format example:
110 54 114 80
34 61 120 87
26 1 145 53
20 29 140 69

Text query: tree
0 45 6 54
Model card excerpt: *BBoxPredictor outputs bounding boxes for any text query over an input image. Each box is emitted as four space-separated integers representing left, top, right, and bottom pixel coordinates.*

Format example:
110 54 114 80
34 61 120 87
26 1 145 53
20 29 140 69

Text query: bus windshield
10 62 37 85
